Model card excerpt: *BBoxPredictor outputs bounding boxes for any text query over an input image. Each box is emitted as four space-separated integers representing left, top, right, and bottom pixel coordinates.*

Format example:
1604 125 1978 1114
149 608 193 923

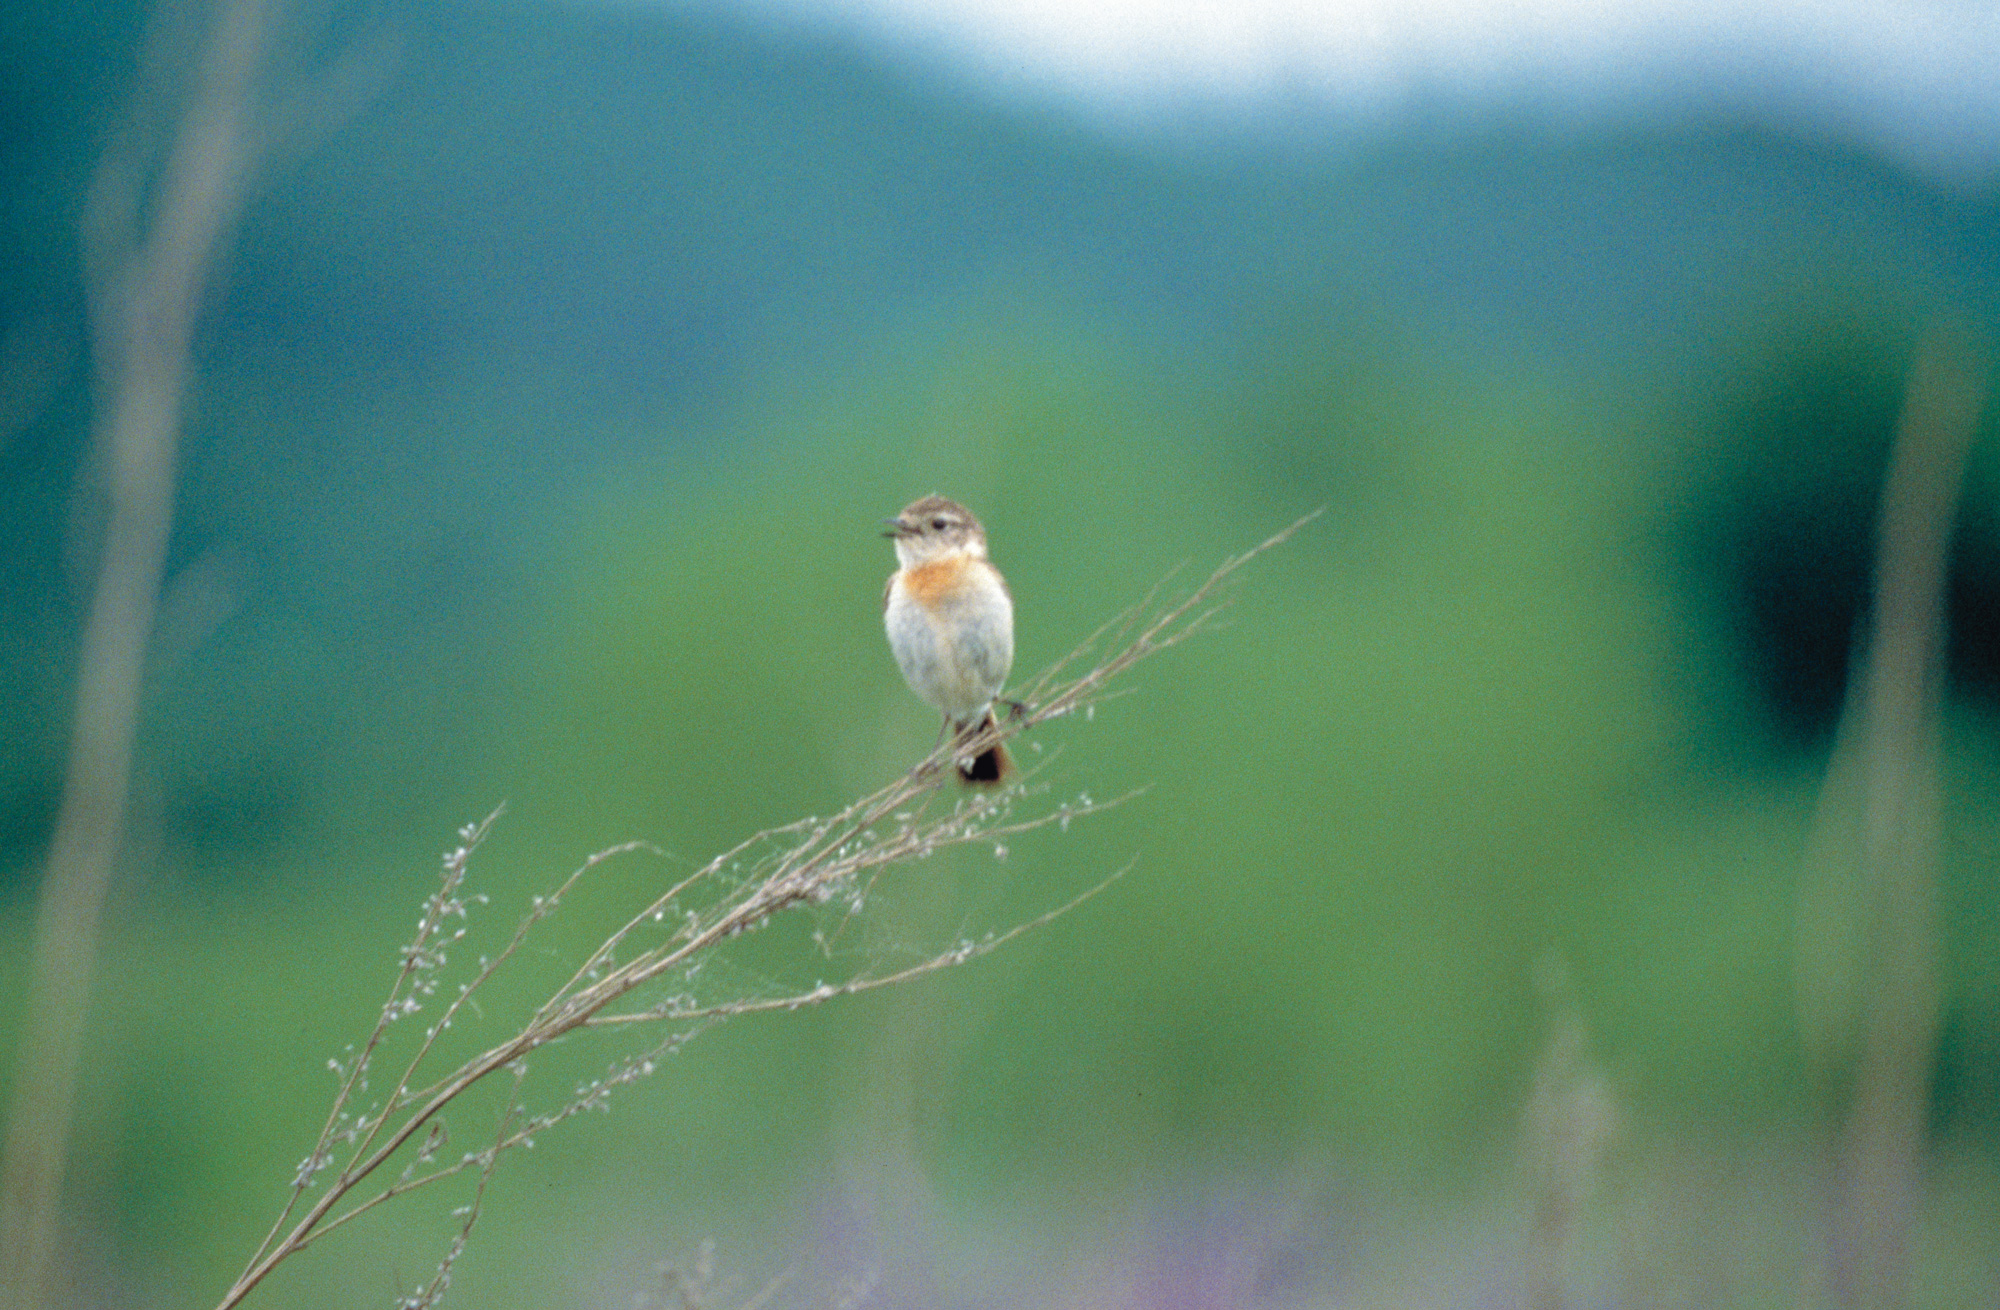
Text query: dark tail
955 711 1011 785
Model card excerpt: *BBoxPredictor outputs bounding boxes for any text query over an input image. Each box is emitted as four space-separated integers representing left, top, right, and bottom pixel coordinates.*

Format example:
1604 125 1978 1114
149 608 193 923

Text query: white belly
885 568 1014 723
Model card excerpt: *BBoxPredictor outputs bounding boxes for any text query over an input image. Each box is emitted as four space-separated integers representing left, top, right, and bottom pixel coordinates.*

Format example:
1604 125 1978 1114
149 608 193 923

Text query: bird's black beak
881 516 908 538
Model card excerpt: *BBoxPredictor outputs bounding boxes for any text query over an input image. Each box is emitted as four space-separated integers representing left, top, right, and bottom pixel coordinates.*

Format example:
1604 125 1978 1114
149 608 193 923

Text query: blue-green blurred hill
5 1 1997 869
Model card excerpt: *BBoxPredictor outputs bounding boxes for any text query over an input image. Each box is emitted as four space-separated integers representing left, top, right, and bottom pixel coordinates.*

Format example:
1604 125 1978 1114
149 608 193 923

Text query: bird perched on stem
883 495 1015 784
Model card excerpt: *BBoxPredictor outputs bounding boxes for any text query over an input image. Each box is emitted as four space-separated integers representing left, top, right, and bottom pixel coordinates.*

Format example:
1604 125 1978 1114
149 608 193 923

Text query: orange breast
902 556 974 607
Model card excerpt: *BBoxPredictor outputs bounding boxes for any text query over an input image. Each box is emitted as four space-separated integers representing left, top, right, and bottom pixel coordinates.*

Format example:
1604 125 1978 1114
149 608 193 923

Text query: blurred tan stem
0 1 271 1305
1798 332 1985 1310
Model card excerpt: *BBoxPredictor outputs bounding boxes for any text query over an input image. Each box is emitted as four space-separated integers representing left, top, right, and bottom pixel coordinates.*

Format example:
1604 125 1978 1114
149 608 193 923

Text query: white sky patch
663 0 2000 176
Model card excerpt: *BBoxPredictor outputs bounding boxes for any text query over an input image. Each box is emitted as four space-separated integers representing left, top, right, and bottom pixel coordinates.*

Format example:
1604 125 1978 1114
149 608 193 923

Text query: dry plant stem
216 507 1322 1310
1014 506 1326 727
394 1065 523 1310
244 810 509 1269
220 780 1132 1308
1801 333 1984 1310
228 820 652 1290
0 3 274 1307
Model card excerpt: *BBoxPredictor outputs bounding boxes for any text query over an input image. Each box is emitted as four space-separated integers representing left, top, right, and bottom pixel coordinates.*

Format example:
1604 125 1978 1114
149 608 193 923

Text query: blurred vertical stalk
1520 996 1617 1310
1796 332 1985 1310
0 1 273 1305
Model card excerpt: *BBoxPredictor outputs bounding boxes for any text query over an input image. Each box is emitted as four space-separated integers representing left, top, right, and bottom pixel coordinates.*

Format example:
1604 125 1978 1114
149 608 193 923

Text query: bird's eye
931 517 949 530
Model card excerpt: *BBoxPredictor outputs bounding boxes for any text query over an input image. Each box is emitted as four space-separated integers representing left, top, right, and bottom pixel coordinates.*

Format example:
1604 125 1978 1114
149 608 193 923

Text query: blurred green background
3 0 1999 1304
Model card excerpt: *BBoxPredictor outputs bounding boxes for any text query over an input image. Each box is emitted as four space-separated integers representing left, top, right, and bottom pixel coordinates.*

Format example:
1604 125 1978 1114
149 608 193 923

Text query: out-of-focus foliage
1 1 1997 1305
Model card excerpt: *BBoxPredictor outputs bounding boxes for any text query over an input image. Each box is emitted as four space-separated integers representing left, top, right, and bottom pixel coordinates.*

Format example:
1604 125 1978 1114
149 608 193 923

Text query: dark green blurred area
3 0 1999 1303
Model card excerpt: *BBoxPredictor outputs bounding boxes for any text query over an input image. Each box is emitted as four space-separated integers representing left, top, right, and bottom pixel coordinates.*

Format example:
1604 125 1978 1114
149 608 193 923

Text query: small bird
883 495 1015 784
